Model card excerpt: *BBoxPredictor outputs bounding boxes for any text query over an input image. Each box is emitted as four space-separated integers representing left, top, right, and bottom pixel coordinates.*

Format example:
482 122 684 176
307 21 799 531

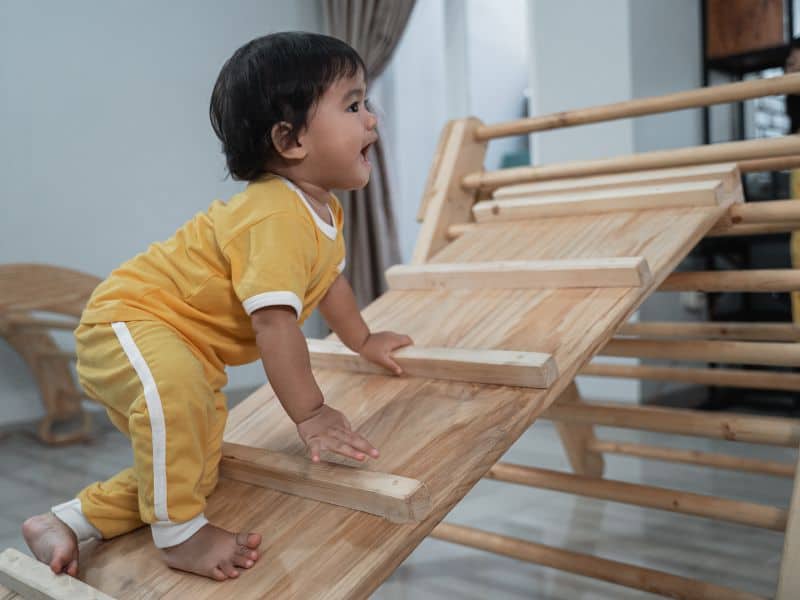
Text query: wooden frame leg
553 382 605 477
777 447 800 599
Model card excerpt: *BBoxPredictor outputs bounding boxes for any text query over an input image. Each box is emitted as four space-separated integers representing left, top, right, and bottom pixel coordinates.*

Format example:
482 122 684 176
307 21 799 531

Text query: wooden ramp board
220 442 431 523
0 548 115 600
75 203 730 599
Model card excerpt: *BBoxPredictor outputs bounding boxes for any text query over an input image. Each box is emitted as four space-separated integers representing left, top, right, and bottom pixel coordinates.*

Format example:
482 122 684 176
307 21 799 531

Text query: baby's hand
359 331 414 375
296 405 379 463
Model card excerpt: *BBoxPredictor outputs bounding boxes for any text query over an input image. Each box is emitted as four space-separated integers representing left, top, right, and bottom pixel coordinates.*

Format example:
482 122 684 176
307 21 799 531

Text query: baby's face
301 71 378 190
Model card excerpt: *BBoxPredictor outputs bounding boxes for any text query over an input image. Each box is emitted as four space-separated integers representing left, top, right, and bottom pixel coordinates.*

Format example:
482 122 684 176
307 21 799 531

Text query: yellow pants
65 321 228 548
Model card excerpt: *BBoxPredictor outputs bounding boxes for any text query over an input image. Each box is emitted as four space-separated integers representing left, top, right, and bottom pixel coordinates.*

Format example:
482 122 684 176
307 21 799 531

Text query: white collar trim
277 176 338 241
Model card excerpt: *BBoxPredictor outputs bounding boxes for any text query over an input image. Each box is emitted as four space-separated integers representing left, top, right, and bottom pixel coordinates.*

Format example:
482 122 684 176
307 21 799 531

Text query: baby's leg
112 321 261 580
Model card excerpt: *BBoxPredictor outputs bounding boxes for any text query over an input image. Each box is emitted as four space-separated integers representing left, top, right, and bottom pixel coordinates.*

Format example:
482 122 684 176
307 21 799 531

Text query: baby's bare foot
161 523 261 581
22 513 79 576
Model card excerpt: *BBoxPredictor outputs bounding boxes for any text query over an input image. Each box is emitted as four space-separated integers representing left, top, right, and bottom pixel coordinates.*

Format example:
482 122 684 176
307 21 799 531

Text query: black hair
209 32 367 181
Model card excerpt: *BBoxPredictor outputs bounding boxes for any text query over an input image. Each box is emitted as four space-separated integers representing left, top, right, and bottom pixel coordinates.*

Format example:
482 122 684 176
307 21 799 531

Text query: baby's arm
319 275 414 374
251 306 378 462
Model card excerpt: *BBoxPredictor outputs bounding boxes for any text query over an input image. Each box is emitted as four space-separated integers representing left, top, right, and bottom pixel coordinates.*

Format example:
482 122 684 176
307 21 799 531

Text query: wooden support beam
617 321 800 342
0 547 116 600
416 120 455 223
580 361 800 392
473 180 734 223
487 461 787 530
601 338 800 367
542 401 800 447
412 118 486 264
474 72 800 141
462 136 800 192
220 443 431 524
386 257 651 290
431 523 765 600
777 444 800 599
660 269 800 292
492 163 739 200
307 339 558 389
552 383 604 477
587 439 796 478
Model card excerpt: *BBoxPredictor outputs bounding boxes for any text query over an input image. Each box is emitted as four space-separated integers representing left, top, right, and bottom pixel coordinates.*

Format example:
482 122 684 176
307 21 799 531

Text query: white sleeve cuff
337 258 346 273
242 291 302 319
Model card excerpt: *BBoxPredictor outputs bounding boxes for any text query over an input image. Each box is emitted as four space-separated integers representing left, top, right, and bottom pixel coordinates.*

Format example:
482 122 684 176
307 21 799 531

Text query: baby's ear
270 122 307 160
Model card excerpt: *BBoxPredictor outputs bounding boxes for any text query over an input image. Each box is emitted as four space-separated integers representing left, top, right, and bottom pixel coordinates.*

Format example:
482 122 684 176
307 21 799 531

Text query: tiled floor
0 393 796 599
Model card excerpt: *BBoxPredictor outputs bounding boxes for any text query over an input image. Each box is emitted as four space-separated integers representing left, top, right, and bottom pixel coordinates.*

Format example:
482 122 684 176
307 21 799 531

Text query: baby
22 31 412 582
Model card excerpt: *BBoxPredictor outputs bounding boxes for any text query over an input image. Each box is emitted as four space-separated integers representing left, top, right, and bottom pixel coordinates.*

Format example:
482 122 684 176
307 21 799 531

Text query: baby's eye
364 98 373 112
347 101 359 113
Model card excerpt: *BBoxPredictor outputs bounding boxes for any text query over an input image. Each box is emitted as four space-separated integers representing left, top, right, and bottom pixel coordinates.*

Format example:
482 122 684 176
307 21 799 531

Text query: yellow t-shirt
80 175 346 367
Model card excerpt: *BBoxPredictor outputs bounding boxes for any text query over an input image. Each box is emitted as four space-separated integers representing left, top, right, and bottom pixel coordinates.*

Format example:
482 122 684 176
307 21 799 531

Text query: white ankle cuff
51 499 102 543
150 513 208 548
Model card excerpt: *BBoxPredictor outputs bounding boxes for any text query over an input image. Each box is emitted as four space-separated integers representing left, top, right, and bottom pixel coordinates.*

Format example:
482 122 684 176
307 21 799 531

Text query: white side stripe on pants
111 322 169 522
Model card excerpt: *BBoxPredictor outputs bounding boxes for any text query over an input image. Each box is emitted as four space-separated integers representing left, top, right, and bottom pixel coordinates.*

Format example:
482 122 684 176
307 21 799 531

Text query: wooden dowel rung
739 154 800 173
659 269 800 292
542 401 800 446
709 220 800 237
430 523 765 600
580 361 800 392
473 180 731 222
601 338 800 367
617 321 800 342
386 258 652 290
462 136 800 192
486 462 787 530
588 440 796 478
730 200 800 224
220 443 430 523
307 339 558 389
474 73 800 141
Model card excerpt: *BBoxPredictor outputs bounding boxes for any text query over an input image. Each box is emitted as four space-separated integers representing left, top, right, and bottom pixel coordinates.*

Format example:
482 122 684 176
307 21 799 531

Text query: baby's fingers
307 438 323 463
330 428 379 459
327 439 374 462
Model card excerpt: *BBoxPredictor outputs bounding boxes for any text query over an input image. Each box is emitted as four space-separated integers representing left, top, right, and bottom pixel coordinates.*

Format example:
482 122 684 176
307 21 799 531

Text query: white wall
0 1 322 426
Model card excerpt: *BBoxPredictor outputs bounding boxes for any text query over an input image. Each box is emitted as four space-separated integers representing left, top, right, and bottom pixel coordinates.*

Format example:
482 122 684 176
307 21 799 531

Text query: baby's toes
218 560 239 578
236 531 262 549
232 553 254 569
49 550 72 574
65 558 79 577
235 545 259 561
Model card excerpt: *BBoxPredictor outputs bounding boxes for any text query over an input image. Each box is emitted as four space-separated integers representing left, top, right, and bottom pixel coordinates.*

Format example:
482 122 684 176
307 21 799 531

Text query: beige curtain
322 0 416 307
